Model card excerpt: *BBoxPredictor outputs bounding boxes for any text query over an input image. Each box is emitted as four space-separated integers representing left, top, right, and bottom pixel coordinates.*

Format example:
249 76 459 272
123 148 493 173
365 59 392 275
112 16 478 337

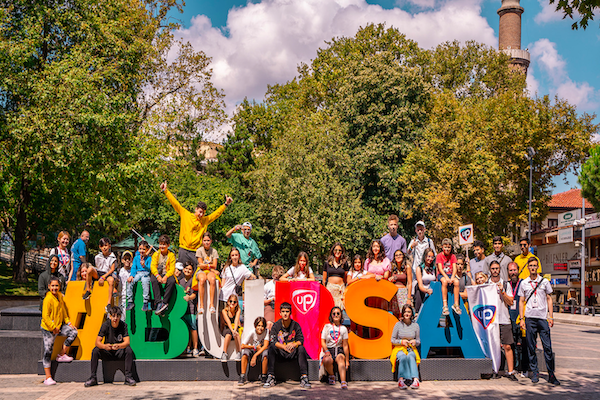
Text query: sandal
198 308 204 315
452 304 462 315
442 305 449 316
341 381 348 389
328 375 335 385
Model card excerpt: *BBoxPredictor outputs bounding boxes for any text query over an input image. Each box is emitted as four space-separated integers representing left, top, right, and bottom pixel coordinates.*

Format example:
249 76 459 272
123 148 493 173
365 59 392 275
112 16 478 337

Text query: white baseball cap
415 221 426 228
175 262 184 271
242 222 252 229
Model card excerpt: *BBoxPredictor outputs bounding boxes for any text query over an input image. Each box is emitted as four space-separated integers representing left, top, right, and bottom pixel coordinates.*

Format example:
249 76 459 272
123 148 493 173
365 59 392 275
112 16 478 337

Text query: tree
580 145 600 210
0 0 226 281
550 0 600 29
399 92 597 240
249 111 384 265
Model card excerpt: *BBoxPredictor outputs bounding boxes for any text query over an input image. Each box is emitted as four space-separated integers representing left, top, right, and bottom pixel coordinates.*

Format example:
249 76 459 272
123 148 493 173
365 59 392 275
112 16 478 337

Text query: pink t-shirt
436 252 457 276
364 257 391 277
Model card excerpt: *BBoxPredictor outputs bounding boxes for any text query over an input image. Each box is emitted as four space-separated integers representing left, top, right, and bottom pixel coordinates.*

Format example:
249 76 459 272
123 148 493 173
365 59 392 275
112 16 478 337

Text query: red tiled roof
548 189 594 210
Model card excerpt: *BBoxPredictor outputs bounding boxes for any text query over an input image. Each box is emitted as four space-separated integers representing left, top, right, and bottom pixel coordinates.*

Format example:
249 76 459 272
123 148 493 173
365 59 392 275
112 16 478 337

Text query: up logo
292 289 318 314
473 305 496 329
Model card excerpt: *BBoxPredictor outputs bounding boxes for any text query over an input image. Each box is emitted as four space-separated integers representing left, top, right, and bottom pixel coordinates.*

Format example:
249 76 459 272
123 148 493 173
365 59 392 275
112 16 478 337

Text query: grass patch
0 261 38 297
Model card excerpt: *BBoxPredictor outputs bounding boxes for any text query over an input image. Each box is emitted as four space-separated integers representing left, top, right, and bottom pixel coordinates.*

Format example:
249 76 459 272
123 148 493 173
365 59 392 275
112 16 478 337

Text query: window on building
548 219 558 228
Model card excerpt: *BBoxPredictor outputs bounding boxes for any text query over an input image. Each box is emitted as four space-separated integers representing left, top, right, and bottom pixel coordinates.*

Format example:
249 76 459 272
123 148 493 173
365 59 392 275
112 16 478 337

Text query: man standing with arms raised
518 258 559 385
160 181 232 268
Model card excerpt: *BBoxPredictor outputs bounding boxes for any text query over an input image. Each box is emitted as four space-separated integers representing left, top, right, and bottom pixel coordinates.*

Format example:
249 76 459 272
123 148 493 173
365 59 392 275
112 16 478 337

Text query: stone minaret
497 0 530 74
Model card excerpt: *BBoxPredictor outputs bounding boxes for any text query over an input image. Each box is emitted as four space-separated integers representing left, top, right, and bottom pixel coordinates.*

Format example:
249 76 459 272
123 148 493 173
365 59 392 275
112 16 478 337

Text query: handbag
229 266 243 297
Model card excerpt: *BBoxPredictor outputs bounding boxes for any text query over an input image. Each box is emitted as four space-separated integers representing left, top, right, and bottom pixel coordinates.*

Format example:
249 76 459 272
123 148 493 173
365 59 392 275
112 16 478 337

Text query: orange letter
344 278 398 359
52 281 109 360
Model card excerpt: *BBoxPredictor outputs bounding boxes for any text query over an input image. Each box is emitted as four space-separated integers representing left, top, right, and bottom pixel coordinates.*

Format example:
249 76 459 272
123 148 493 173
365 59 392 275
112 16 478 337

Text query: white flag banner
466 283 501 373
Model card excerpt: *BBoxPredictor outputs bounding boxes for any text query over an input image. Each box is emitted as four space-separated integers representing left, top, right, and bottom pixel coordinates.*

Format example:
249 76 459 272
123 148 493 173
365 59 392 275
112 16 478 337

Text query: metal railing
0 243 48 274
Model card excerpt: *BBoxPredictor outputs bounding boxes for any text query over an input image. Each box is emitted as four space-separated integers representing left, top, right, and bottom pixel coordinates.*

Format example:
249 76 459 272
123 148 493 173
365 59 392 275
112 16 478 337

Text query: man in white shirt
489 261 517 381
407 221 436 296
518 258 559 385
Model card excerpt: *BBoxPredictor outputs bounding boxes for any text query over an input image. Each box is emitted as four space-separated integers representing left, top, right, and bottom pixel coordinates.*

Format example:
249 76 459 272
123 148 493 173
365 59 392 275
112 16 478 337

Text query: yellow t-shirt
165 189 226 251
514 253 541 280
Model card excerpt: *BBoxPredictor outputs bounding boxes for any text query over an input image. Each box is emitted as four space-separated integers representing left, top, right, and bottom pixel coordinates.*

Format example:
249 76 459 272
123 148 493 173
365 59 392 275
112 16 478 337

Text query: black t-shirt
323 260 349 279
98 320 129 345
269 319 304 345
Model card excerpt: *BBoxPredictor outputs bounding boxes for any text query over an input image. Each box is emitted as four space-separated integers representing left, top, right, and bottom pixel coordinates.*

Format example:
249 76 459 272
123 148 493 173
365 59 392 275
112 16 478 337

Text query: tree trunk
12 179 30 283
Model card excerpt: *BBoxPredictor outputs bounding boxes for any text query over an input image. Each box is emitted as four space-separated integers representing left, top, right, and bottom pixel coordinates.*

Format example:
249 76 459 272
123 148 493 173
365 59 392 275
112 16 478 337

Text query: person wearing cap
226 222 262 274
407 221 436 297
160 181 232 269
174 261 184 280
117 251 133 320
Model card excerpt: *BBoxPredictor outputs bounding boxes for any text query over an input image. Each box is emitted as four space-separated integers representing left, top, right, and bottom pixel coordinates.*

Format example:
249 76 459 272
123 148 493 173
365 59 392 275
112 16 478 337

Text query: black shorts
500 323 514 345
178 248 198 268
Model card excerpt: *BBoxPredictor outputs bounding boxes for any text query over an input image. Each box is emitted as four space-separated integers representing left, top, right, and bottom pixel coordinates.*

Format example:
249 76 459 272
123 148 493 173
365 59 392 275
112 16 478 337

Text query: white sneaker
56 354 73 362
192 349 200 357
43 377 56 385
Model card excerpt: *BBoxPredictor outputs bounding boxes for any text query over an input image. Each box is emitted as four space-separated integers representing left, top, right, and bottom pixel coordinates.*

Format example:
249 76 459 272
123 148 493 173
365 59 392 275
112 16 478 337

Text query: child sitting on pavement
239 316 269 385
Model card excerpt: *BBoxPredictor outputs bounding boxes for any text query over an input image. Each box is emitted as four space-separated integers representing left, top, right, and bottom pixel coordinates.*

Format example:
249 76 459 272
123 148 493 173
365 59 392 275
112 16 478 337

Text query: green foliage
580 145 600 210
550 0 600 29
0 0 227 281
399 92 597 241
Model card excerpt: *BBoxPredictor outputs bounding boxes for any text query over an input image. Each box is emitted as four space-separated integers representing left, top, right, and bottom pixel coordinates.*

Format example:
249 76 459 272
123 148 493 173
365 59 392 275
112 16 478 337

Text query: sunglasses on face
332 312 341 316
228 300 238 304
520 244 528 247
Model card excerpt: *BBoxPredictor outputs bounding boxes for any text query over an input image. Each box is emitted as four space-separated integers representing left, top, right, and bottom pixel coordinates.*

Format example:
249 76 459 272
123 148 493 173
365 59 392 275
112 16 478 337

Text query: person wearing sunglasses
322 243 350 310
221 294 242 362
513 237 541 280
321 307 350 389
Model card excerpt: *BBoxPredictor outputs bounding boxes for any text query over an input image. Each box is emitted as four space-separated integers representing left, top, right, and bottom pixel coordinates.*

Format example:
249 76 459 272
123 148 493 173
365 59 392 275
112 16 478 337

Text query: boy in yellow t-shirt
514 237 541 280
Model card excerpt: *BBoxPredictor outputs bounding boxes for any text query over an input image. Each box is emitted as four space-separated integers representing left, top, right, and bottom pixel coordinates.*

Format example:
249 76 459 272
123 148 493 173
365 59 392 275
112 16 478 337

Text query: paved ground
1 322 598 400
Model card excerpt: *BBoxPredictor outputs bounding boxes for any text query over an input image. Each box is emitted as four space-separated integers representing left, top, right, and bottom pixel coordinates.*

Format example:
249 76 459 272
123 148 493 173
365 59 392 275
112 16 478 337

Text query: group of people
38 185 559 389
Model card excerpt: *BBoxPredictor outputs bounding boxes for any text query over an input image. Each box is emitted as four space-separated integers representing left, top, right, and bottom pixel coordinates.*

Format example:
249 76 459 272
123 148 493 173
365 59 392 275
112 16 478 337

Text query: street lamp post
526 147 536 243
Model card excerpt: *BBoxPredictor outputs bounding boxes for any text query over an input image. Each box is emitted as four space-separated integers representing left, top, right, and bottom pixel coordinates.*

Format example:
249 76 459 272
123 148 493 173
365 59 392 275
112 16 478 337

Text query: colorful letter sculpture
127 281 188 359
275 281 334 359
52 281 109 360
242 279 265 343
344 278 399 359
416 281 485 359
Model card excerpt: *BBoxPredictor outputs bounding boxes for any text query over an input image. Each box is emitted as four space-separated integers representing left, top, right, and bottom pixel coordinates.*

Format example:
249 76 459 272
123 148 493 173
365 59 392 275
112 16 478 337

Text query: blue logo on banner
473 305 496 329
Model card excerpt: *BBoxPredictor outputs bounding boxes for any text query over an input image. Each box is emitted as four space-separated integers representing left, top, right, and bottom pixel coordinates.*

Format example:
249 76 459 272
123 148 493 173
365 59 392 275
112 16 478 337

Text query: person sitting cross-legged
85 306 136 387
263 302 311 389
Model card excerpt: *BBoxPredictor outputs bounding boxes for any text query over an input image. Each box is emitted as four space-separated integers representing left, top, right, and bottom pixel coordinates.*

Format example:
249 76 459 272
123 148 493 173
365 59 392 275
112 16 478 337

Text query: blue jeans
126 272 150 304
396 350 419 379
525 318 555 376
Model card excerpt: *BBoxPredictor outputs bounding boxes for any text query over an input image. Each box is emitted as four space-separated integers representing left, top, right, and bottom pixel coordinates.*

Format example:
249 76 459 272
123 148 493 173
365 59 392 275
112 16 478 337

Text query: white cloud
534 0 563 24
176 0 497 139
529 38 600 111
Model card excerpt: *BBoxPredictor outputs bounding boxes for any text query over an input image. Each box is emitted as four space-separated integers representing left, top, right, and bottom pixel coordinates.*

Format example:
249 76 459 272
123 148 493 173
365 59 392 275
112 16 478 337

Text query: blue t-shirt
71 238 87 269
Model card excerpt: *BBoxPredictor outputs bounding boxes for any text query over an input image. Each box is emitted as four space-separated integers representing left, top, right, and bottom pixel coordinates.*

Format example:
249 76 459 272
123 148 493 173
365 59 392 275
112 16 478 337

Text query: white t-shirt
518 276 553 319
349 270 366 280
491 278 513 325
118 267 130 301
220 264 252 300
321 323 348 348
95 252 117 274
419 265 436 290
286 266 314 280
264 279 276 300
242 327 269 348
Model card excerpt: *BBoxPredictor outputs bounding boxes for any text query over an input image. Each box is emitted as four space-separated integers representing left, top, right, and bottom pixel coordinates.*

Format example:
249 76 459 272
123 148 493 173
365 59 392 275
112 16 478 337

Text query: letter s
344 279 399 359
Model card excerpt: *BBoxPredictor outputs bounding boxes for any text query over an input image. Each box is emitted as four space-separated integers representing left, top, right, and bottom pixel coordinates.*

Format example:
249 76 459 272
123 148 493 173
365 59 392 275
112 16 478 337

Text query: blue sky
173 0 600 194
